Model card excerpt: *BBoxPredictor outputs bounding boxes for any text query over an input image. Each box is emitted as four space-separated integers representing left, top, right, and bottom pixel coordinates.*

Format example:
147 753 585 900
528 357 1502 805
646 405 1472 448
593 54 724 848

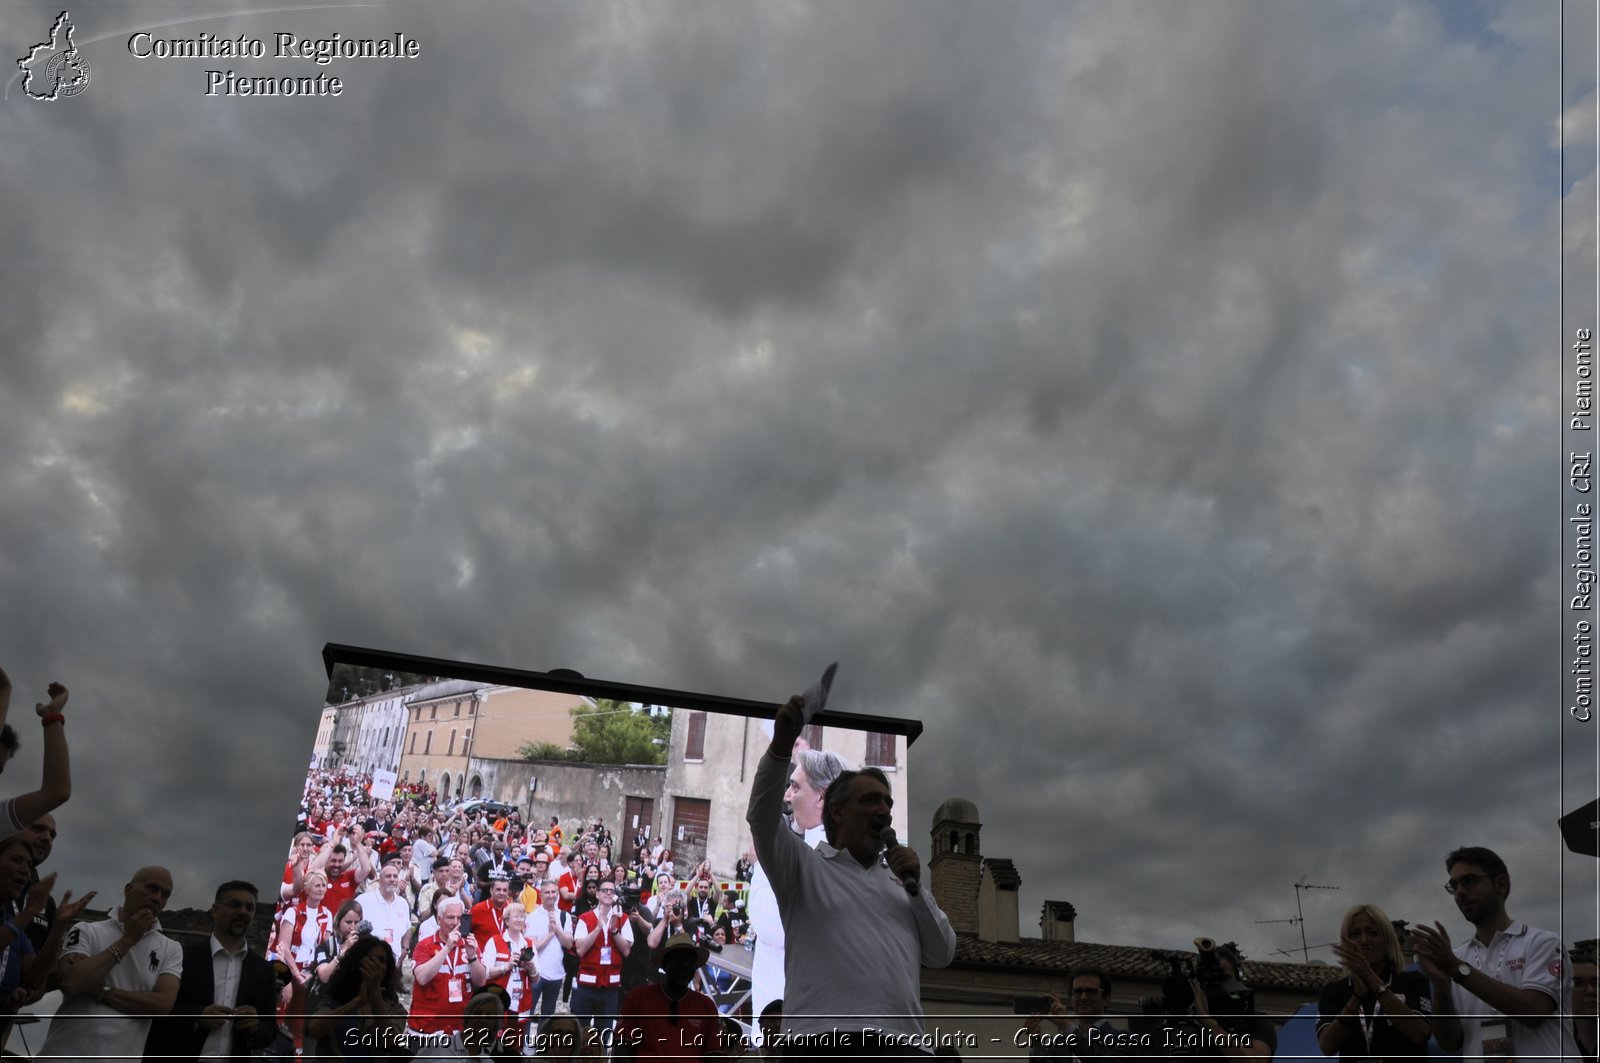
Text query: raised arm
745 696 805 883
5 683 72 835
350 827 374 885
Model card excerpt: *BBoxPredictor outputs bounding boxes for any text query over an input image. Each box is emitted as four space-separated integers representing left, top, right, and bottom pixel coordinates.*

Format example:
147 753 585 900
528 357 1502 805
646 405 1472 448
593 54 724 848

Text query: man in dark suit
144 880 279 1062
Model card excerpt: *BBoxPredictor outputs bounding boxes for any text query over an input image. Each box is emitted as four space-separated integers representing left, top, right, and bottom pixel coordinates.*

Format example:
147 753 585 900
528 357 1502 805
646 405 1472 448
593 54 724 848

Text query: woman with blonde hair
1316 903 1431 1061
276 868 334 1054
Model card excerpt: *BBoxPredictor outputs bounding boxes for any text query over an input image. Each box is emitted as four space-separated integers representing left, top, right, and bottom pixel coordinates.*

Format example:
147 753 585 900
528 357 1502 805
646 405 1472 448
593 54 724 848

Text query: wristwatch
1452 961 1472 983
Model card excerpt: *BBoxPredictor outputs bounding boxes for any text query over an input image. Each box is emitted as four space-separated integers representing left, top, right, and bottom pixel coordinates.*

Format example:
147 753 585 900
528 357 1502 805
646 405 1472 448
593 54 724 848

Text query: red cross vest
574 910 626 987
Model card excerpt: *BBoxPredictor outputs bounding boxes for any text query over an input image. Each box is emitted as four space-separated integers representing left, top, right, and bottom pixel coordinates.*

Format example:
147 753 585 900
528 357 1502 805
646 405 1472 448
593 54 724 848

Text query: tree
568 700 670 765
517 741 574 762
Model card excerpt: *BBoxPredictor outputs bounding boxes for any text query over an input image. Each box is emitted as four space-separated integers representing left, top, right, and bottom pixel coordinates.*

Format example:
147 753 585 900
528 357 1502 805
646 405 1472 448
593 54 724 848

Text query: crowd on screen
265 764 757 1051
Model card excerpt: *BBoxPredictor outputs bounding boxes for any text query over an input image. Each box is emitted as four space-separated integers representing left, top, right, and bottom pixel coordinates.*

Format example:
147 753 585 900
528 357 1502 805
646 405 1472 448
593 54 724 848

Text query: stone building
662 707 909 877
396 683 581 803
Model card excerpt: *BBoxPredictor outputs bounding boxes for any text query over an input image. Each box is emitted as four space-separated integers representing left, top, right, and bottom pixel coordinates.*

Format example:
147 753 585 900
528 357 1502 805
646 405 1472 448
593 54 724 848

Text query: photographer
686 879 720 940
1021 969 1129 1060
480 901 537 1040
1181 945 1274 1060
314 900 369 990
646 888 690 953
616 878 659 995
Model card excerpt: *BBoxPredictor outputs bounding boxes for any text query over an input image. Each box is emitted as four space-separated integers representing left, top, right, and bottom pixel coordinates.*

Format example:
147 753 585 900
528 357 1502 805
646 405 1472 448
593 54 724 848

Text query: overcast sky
1 0 1596 968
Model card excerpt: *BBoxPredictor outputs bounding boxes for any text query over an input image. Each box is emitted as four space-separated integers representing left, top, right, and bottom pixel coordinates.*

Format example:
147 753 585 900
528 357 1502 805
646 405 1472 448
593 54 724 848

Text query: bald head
124 865 174 918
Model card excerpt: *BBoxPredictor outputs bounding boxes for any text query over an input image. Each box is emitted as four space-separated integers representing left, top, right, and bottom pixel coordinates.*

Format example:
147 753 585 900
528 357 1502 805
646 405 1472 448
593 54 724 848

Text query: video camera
1138 937 1255 1035
619 884 643 914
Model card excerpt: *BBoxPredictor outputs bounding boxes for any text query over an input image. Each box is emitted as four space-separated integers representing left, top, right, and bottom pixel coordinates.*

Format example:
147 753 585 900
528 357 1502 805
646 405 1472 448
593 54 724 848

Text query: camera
1138 938 1255 1053
1011 995 1051 1015
355 920 374 937
620 884 642 913
519 946 535 964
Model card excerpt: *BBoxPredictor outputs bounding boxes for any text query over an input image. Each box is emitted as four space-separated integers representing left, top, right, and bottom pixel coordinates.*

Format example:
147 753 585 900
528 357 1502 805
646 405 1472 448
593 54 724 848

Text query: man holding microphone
747 689 955 1058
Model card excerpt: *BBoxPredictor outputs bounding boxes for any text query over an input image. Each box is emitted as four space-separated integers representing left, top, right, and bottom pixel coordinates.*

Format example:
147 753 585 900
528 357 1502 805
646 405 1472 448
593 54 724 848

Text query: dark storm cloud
0 0 1587 962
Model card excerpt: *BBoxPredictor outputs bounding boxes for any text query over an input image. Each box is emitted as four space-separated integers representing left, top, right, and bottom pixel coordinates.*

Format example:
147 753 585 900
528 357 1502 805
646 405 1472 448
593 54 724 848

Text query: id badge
448 976 465 1003
600 947 613 965
1480 1018 1512 1063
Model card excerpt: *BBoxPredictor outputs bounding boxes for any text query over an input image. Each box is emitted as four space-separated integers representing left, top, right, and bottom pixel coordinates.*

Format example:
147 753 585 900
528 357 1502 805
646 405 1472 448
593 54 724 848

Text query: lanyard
1355 976 1391 1048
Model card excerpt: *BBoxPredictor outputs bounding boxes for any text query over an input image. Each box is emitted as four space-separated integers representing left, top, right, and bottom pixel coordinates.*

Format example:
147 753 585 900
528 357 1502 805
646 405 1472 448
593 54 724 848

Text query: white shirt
747 821 825 1021
746 751 955 1039
360 887 414 953
41 908 185 1062
201 934 246 1058
1450 920 1579 1063
411 838 438 883
527 906 571 982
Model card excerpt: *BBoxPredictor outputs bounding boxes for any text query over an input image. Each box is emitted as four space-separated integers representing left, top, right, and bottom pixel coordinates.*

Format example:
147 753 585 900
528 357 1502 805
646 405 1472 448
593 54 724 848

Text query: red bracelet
39 714 65 727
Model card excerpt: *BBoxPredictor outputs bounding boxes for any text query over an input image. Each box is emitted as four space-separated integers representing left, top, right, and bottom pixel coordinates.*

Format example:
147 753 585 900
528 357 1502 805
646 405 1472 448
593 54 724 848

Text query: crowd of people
0 666 1595 1063
266 761 764 1056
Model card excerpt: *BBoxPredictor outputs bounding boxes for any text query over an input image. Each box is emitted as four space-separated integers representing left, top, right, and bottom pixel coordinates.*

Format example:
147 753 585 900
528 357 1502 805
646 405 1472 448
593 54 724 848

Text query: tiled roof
952 934 1335 992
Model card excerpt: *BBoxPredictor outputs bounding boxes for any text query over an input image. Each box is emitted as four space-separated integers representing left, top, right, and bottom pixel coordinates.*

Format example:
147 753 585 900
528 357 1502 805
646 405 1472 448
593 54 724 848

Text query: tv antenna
1253 879 1339 962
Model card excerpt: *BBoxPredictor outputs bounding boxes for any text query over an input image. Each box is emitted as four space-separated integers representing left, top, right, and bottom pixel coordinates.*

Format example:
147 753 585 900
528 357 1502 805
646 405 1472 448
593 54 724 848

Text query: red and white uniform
409 934 475 1035
574 909 632 988
469 900 510 987
482 932 536 1026
279 901 332 966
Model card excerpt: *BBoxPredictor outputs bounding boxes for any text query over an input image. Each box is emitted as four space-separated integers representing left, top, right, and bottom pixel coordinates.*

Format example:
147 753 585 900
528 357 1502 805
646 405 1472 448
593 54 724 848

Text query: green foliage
518 741 575 762
568 699 670 765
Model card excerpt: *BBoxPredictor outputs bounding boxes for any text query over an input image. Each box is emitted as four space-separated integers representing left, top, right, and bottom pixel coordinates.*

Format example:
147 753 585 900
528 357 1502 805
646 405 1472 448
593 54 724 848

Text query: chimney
977 858 1021 943
1041 900 1077 943
929 798 982 935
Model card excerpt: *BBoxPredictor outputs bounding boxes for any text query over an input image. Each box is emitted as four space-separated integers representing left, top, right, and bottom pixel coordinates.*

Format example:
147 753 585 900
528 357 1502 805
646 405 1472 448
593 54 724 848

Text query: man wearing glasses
1022 968 1132 1059
572 877 634 1035
1409 846 1578 1063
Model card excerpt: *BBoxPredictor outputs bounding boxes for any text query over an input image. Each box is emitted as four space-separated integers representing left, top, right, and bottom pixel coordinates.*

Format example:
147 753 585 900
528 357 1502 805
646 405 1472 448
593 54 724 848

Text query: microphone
878 826 919 896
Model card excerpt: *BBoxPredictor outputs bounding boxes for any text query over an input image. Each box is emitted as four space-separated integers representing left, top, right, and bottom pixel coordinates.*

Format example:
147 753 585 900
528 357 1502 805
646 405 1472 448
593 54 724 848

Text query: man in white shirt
143 880 279 1061
362 859 416 959
1411 846 1579 1063
42 865 184 1062
527 880 575 1024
